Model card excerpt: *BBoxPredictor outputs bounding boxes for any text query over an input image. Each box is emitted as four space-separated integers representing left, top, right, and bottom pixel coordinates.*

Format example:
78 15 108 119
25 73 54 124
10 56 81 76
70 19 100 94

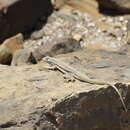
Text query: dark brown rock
0 0 53 43
97 0 130 14
48 83 130 130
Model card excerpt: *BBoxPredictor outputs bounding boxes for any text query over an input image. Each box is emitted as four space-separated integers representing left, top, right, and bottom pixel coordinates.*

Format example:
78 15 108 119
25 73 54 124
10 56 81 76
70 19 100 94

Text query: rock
11 49 37 66
126 18 130 44
33 38 82 61
47 83 130 130
0 50 129 129
26 10 127 55
97 0 130 14
71 33 82 41
90 61 113 68
0 0 53 42
120 68 130 80
51 0 66 9
51 0 104 18
0 33 23 65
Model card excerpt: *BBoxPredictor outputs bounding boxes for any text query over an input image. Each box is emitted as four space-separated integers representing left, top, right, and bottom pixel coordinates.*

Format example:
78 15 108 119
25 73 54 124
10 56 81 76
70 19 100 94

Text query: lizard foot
63 73 75 82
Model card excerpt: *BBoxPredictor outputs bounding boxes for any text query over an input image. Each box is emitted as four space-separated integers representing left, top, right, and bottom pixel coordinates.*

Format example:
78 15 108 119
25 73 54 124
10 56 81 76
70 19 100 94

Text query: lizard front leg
63 73 75 82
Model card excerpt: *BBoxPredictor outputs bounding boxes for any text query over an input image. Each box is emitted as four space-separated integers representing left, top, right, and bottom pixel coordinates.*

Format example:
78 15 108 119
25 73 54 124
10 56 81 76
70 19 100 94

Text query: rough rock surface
24 10 128 59
32 38 82 61
0 0 53 42
0 1 130 129
0 49 130 130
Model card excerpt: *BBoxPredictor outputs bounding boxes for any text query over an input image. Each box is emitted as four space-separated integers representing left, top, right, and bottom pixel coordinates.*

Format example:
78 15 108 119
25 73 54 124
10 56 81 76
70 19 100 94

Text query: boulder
0 0 53 42
0 33 23 65
33 38 82 61
0 49 129 130
97 0 130 14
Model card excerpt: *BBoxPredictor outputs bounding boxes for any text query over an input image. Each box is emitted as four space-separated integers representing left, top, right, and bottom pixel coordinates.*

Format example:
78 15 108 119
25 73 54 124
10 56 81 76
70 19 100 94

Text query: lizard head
43 56 57 66
43 56 52 63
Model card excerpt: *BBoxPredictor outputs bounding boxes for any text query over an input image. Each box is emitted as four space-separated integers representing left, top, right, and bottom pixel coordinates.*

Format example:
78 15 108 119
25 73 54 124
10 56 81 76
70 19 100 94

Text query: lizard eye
43 56 50 61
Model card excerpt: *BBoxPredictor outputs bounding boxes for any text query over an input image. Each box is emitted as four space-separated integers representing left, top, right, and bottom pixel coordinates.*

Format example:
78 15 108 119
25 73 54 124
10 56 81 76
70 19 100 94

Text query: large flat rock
0 0 53 42
0 49 129 129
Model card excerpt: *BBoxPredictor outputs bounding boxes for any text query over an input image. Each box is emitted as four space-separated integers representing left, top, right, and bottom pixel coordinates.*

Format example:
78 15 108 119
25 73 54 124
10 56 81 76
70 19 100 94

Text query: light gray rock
11 49 37 66
33 38 82 61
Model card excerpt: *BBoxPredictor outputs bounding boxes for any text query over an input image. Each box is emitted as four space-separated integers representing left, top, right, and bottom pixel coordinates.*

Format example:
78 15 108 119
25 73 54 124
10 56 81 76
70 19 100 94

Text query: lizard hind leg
63 73 75 82
48 65 58 70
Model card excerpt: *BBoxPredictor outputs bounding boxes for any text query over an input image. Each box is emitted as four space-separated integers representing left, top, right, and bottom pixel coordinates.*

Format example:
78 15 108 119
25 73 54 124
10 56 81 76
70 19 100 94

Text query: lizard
43 56 127 112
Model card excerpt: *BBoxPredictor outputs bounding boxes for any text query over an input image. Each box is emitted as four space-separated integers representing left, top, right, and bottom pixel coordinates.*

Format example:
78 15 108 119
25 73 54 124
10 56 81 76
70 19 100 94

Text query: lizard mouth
43 56 51 62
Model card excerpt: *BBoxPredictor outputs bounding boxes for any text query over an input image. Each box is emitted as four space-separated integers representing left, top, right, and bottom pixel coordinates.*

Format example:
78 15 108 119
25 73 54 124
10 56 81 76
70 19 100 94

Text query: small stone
119 16 124 22
71 33 82 41
11 49 37 66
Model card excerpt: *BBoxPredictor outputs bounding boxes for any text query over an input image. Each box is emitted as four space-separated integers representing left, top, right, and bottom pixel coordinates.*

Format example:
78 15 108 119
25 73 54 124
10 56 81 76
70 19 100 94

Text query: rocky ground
0 50 130 130
0 0 130 130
